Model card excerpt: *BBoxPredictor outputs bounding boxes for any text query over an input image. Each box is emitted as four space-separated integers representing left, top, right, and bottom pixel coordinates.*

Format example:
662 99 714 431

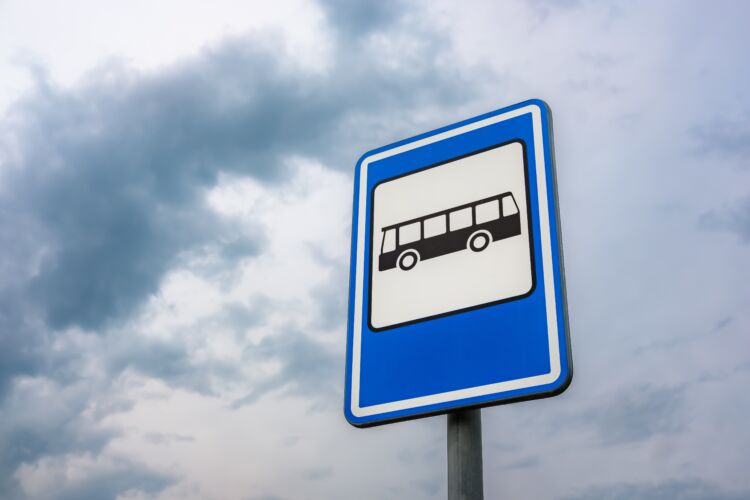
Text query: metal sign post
447 409 483 500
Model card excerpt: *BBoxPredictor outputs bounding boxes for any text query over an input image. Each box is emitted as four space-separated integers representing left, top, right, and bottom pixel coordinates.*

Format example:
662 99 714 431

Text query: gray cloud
575 384 686 446
303 465 334 481
108 336 239 395
410 478 440 497
699 195 750 243
44 458 174 500
318 0 408 37
141 432 195 445
0 297 47 400
0 377 132 497
233 328 341 408
633 316 735 355
529 0 581 12
691 116 750 167
98 299 276 395
307 243 349 331
501 456 540 470
563 478 750 500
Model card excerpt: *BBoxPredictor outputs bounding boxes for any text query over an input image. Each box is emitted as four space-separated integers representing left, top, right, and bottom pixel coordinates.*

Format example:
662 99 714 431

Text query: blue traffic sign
344 99 572 427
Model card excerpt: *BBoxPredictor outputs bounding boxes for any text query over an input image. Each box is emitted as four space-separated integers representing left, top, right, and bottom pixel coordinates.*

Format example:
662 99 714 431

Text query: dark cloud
46 458 174 500
101 296 271 395
0 13 468 335
526 0 583 20
562 478 750 500
107 335 239 395
318 0 408 36
307 243 349 331
715 316 735 330
0 297 48 400
303 465 334 481
633 316 736 355
691 116 750 167
699 195 750 243
233 328 341 408
0 377 150 498
411 479 440 497
141 431 195 445
502 456 540 470
574 384 686 446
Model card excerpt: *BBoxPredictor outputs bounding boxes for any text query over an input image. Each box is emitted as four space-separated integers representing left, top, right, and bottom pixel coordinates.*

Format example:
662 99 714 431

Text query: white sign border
350 104 561 418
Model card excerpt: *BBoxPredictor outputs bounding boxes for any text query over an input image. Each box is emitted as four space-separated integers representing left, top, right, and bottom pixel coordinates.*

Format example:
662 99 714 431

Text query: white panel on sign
370 141 533 330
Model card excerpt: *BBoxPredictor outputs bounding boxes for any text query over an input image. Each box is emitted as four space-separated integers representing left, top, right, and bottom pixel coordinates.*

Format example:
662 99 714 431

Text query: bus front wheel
398 250 420 271
468 231 491 252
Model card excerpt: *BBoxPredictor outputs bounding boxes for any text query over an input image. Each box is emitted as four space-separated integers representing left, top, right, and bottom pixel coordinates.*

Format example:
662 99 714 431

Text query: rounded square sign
345 99 572 427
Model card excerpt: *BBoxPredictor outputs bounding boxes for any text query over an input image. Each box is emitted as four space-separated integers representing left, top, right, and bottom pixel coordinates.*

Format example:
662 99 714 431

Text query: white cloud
0 0 331 113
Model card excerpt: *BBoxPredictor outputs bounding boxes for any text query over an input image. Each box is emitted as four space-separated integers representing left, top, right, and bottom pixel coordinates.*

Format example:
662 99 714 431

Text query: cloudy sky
0 0 749 499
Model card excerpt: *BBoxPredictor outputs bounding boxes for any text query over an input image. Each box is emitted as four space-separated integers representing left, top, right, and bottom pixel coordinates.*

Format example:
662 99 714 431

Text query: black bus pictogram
378 192 522 272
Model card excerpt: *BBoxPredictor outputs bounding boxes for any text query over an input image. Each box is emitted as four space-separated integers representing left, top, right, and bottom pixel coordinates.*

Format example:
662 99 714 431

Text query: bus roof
381 191 514 231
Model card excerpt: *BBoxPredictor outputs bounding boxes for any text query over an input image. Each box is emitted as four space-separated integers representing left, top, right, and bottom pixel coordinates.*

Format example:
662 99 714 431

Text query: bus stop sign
345 99 572 426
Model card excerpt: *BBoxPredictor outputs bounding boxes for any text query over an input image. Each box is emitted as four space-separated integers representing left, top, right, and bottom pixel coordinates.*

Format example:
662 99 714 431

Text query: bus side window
502 195 519 216
382 228 396 253
475 199 500 224
424 214 447 238
399 221 421 245
449 207 472 231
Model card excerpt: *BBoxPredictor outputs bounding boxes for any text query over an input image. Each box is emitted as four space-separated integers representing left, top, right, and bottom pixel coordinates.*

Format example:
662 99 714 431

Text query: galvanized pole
447 408 484 500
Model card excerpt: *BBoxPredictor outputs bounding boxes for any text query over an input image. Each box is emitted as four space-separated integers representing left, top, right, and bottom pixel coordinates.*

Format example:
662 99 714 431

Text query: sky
0 0 749 499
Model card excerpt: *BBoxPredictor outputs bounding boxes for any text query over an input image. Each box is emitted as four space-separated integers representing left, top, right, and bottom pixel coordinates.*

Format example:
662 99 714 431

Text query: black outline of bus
378 192 522 272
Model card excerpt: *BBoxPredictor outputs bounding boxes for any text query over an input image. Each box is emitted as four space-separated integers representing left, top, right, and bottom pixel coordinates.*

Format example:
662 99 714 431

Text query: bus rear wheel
468 231 491 252
398 250 420 271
